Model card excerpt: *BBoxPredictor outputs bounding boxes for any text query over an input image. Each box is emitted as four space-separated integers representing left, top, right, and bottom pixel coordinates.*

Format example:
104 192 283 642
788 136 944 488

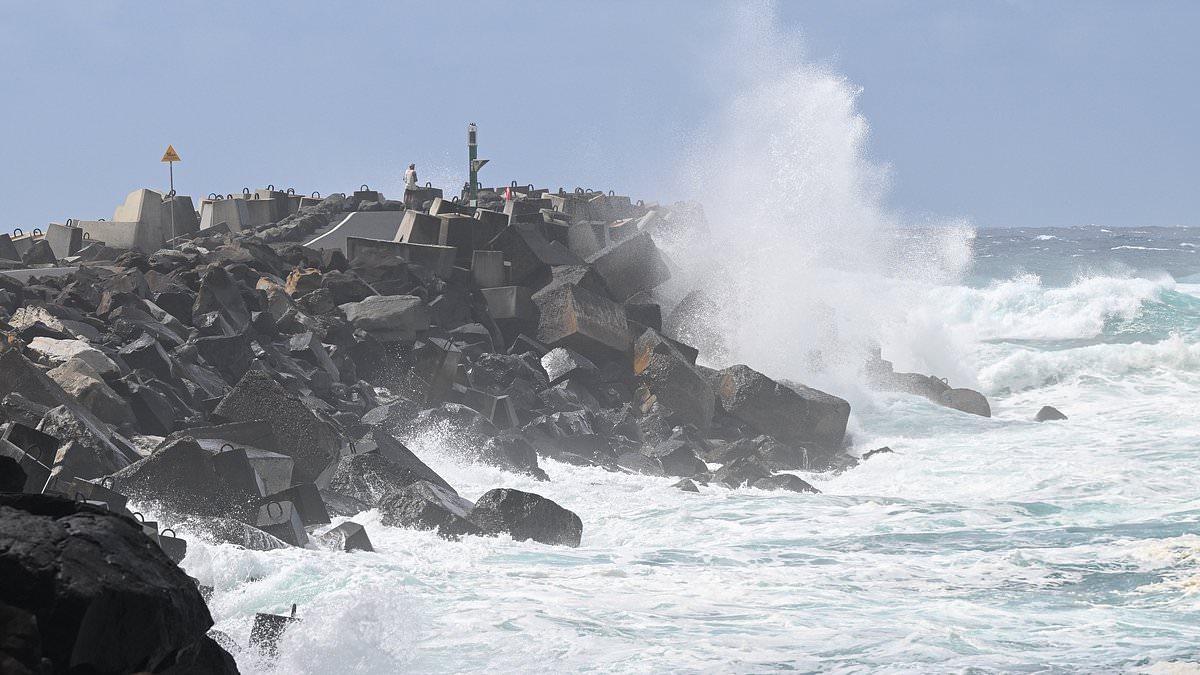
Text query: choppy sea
171 225 1200 673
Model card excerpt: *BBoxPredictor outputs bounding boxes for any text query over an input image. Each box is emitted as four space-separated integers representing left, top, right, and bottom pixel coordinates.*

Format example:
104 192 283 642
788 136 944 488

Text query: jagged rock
633 329 714 430
716 365 850 454
285 267 322 296
356 428 454 492
182 516 290 551
20 240 56 265
540 347 597 386
37 406 129 479
940 388 991 418
753 474 819 494
0 494 238 674
713 455 772 489
673 478 700 493
0 393 50 429
117 333 175 382
318 489 371 518
320 271 375 304
378 481 481 538
644 438 708 477
471 488 583 547
212 370 342 482
26 337 119 377
46 359 134 426
339 295 431 342
861 446 894 460
1035 406 1067 422
193 265 251 333
327 452 441 507
616 451 664 476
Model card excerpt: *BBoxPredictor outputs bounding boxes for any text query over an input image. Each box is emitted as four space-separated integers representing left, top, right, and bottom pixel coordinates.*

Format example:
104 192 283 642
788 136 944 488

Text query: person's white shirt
404 168 418 188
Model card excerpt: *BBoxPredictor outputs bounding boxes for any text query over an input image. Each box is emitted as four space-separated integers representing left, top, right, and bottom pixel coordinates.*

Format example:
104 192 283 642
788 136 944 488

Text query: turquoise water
171 227 1200 673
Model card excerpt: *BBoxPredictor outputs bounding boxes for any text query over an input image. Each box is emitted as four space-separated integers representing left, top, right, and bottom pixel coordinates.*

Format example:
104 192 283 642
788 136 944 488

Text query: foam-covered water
173 255 1200 673
172 5 1199 670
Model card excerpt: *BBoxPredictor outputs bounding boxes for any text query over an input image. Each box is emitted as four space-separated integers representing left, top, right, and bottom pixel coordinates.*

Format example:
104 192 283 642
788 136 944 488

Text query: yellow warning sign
160 145 181 162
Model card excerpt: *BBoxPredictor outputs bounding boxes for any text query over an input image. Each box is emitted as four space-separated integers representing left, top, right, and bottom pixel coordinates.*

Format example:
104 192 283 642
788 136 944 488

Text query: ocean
172 225 1200 673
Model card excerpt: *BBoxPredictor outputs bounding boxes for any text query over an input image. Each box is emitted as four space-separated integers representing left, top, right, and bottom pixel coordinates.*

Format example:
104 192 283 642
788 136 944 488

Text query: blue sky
1 0 1196 231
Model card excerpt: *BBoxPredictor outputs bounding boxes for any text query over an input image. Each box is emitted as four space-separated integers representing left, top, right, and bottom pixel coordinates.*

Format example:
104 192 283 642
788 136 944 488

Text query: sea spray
663 2 975 394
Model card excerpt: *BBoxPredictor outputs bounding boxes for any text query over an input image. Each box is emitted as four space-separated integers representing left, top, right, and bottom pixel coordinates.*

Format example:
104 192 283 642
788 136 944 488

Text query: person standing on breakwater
404 163 418 189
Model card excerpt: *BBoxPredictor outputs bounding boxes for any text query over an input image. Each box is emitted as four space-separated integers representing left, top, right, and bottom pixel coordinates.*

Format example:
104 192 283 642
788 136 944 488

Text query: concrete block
0 437 51 493
45 223 83 259
429 197 471 216
318 521 373 552
533 283 632 360
345 237 455 278
0 233 17 260
716 364 851 453
541 347 598 386
403 338 461 404
481 286 536 321
567 221 609 258
264 482 330 526
586 232 671 301
256 499 309 547
488 223 584 286
9 230 41 257
199 198 251 232
396 211 442 245
211 445 268 498
250 608 300 659
471 250 506 288
475 209 508 233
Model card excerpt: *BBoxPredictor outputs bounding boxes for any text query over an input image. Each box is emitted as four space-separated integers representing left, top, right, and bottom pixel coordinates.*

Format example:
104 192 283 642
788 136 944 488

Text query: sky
1 0 1196 231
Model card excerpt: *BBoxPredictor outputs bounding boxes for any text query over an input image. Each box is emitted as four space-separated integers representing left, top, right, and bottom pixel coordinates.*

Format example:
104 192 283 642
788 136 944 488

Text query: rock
38 406 130 479
358 428 454 492
26 337 120 377
318 489 371 518
488 222 584 285
540 347 597 386
378 480 481 539
616 451 664 476
533 283 632 361
339 295 431 342
1035 405 1067 422
644 439 708 477
672 478 700 493
20 240 56 266
285 267 322 296
327 452 441 507
0 456 26 492
471 488 583 547
633 329 715 430
585 232 671 302
940 388 991 417
0 494 237 674
753 474 819 494
861 446 894 460
713 455 772 489
46 359 134 426
193 265 251 333
117 333 175 382
212 370 342 482
716 365 850 456
317 521 373 552
183 516 290 551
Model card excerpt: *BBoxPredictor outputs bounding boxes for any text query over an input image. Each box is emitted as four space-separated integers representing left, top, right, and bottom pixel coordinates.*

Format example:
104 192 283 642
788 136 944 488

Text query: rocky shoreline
0 182 989 672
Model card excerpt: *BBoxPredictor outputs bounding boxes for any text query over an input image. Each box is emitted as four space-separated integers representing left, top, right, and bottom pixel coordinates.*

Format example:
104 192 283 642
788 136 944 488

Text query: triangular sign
161 145 181 162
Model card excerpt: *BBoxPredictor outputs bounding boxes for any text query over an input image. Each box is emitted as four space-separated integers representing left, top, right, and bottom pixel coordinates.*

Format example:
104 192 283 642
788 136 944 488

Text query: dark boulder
940 388 991 417
327 452 443 507
753 474 820 494
713 455 772 489
20 240 56 266
108 437 247 518
471 488 583 547
0 494 237 674
715 364 850 454
1035 406 1067 422
378 481 481 539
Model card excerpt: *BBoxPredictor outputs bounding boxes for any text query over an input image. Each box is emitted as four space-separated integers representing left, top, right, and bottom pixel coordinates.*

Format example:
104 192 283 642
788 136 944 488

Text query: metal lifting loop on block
311 191 321 198
101 476 115 489
12 228 22 236
242 187 251 195
267 184 275 191
32 228 42 236
267 501 283 519
220 443 235 453
424 181 432 188
335 193 346 198
286 188 295 195
252 193 260 200
227 194 234 200
133 512 145 523
98 218 106 222
161 528 176 538
558 187 565 196
451 196 460 204
511 180 519 188
608 190 615 197
65 218 74 226
527 184 534 191
574 187 584 194
208 193 219 199
360 184 369 191
636 199 645 207
167 189 177 198
83 232 91 240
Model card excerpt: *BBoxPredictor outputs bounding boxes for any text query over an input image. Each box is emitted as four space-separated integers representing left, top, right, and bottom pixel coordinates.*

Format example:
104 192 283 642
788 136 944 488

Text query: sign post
160 145 181 241
467 123 488 204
